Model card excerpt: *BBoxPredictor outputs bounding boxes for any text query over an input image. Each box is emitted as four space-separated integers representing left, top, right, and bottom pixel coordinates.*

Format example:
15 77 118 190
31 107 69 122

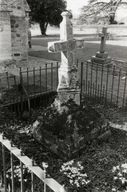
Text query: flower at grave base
33 120 40 129
112 188 116 192
121 164 127 170
42 162 48 169
112 164 127 190
60 160 90 189
70 180 74 185
113 177 118 180
118 172 122 177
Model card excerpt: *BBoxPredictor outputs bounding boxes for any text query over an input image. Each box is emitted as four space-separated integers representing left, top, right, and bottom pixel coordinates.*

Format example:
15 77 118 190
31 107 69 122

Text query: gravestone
91 27 111 65
48 11 85 105
0 0 30 73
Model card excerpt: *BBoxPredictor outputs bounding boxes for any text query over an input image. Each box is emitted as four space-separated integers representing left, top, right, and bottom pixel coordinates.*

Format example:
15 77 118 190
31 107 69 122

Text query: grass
29 50 61 61
28 36 127 108
30 36 127 61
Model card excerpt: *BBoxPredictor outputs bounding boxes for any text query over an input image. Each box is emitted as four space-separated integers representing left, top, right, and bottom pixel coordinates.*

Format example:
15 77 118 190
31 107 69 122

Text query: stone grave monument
0 0 30 73
91 27 111 65
48 11 85 105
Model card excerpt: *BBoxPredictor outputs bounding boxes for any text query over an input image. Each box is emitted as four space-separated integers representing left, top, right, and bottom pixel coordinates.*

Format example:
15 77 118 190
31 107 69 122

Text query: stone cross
91 26 111 65
99 27 108 53
48 11 85 105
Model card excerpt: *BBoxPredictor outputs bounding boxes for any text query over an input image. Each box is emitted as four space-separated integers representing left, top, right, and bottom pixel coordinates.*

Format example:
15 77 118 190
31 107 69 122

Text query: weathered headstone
91 27 111 65
0 0 30 74
48 11 85 105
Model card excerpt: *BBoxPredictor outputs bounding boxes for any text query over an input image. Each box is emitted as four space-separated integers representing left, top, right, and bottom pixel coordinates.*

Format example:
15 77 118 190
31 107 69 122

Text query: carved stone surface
48 11 85 105
57 89 81 105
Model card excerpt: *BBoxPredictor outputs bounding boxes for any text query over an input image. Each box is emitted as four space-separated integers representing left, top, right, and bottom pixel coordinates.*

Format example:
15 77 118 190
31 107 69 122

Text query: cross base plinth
96 51 108 58
55 88 81 107
91 51 111 65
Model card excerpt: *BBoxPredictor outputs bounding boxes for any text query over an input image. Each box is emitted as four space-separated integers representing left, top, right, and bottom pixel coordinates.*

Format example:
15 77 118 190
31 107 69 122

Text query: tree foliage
27 0 66 35
79 0 127 24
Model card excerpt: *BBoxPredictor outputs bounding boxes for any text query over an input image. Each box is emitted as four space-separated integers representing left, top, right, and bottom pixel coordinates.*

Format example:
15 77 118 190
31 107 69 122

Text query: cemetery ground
30 35 127 61
1 35 127 191
29 35 127 108
1 100 127 191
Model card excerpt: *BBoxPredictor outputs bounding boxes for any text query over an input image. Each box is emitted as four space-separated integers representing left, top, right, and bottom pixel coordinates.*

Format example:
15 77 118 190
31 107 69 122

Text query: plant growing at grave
59 160 91 191
6 165 31 191
79 0 127 24
27 0 66 35
112 163 127 191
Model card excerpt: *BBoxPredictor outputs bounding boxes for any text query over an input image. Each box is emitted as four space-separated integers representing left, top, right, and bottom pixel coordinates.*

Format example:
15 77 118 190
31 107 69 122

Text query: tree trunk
109 13 117 24
39 22 48 36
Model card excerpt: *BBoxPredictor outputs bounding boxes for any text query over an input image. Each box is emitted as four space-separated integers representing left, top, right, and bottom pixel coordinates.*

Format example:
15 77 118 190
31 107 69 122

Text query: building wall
11 15 29 61
0 11 12 61
10 0 29 62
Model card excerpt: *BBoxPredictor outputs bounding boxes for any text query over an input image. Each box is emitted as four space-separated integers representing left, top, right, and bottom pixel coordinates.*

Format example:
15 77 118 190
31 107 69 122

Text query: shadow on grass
29 50 61 61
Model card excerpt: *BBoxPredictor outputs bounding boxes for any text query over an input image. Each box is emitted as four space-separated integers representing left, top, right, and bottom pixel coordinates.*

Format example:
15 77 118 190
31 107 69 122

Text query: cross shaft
48 11 85 105
99 27 108 53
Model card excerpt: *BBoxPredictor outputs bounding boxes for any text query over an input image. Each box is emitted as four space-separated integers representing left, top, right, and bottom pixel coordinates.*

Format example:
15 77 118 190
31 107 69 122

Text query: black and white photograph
0 0 127 191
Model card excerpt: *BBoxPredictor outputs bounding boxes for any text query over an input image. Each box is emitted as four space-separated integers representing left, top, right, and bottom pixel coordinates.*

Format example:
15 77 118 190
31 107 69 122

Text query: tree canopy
27 0 67 35
79 0 127 24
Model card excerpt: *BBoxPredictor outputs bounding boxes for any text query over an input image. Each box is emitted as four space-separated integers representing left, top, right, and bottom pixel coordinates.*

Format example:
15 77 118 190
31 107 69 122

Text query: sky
66 0 88 17
66 0 127 21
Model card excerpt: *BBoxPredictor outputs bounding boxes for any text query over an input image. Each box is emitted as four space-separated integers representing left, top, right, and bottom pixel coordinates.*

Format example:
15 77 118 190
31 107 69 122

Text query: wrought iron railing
80 60 127 107
0 133 66 192
1 59 127 110
0 62 59 113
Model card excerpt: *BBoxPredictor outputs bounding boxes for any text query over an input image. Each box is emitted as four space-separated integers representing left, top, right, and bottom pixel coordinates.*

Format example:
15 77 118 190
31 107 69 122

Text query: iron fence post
40 67 42 92
45 64 47 92
10 152 15 192
116 69 121 106
122 71 127 107
80 62 83 104
51 63 53 91
105 66 109 104
20 161 24 192
20 68 23 115
56 62 59 87
31 172 34 192
2 144 7 192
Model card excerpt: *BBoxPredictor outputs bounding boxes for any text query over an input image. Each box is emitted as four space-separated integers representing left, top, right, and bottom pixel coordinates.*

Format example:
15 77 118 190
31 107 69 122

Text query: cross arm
48 39 85 53
48 41 68 53
99 32 109 38
48 39 77 53
99 27 109 38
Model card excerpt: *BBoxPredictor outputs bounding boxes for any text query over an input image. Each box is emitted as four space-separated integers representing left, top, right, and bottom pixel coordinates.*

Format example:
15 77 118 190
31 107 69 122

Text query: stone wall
10 0 29 62
0 0 30 70
11 15 28 61
0 11 12 61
